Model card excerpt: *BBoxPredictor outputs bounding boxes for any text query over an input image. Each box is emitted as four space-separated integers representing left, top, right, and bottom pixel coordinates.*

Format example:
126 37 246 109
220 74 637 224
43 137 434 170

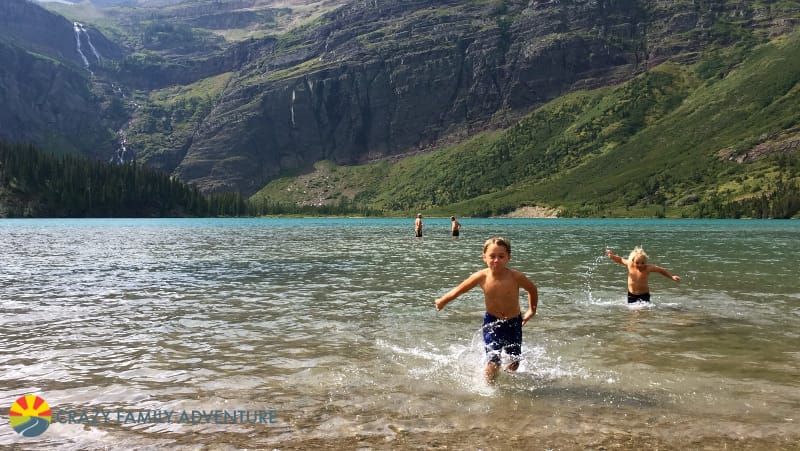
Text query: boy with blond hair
606 246 680 303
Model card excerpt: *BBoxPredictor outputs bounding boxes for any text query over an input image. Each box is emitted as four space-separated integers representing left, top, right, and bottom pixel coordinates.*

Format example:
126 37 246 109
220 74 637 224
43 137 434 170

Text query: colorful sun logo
9 395 52 437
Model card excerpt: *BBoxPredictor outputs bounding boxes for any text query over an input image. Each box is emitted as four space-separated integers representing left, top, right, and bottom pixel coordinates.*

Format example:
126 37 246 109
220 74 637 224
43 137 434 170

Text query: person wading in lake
450 216 461 238
414 213 423 238
606 246 680 303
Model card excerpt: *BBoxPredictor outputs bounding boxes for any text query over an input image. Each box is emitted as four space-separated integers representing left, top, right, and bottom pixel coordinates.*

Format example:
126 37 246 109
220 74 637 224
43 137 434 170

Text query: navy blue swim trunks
482 312 522 364
627 292 651 303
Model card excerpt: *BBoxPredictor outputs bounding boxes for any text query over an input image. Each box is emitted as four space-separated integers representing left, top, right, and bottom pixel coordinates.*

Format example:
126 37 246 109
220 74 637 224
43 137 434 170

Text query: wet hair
483 236 511 254
417 213 422 217
628 246 648 264
450 216 455 221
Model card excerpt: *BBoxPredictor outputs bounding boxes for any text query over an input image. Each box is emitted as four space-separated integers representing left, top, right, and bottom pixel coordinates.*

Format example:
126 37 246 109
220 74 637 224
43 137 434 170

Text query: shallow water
1 218 798 449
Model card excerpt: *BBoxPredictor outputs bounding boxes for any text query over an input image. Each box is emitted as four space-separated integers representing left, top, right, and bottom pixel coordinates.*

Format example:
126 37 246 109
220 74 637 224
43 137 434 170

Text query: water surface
1 218 798 449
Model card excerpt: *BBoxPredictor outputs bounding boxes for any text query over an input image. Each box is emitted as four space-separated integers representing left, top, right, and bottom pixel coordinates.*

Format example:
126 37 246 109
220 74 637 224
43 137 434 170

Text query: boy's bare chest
482 275 518 298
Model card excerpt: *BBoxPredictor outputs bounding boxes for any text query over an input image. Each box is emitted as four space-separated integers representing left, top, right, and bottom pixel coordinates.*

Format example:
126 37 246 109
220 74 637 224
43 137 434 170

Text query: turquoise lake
1 218 798 449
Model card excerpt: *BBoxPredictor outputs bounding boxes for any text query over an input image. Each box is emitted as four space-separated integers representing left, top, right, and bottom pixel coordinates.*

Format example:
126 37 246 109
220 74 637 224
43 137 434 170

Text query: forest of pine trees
0 141 380 218
1 141 209 217
2 140 796 218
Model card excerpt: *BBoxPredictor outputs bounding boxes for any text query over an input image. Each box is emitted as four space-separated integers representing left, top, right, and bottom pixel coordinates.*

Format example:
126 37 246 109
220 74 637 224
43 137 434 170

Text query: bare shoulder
510 268 534 282
468 268 489 282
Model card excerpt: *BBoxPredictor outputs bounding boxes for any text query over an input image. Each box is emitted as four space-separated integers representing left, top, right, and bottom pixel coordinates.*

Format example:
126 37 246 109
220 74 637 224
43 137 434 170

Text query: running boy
606 246 680 303
435 237 538 383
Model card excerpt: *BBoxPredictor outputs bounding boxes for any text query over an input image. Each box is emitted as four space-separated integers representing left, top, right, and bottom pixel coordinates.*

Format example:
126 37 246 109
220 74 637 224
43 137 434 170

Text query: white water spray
583 246 609 303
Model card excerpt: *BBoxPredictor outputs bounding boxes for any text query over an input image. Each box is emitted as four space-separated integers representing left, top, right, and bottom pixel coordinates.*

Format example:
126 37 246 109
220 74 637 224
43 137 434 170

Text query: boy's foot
485 362 500 384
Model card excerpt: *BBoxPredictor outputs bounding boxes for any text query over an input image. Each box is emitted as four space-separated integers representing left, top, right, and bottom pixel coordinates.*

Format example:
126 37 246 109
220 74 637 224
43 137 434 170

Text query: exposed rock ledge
496 206 560 218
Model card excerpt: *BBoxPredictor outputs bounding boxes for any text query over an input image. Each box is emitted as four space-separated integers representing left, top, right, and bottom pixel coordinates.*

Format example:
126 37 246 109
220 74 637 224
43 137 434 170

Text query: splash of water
583 248 608 304
377 326 585 397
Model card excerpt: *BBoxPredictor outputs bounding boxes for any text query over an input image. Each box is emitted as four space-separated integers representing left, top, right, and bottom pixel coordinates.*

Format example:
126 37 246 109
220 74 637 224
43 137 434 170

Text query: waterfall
73 22 102 69
78 23 102 61
111 130 131 164
73 22 89 68
290 89 296 127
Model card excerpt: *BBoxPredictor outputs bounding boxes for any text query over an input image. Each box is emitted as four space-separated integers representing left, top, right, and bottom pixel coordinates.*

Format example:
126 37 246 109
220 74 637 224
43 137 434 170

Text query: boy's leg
504 345 521 372
485 361 500 383
484 338 503 382
482 313 503 383
504 315 523 372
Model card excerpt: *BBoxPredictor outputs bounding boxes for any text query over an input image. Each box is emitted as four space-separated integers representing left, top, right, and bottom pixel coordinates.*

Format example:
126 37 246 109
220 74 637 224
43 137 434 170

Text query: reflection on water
1 218 799 449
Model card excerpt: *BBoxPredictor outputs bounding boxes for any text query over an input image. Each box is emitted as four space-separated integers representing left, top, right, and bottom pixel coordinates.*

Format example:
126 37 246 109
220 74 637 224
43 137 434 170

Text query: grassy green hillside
252 29 800 218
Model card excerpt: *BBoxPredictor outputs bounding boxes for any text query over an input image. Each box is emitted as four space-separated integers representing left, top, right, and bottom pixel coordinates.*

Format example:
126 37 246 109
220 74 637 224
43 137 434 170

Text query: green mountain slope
253 30 800 218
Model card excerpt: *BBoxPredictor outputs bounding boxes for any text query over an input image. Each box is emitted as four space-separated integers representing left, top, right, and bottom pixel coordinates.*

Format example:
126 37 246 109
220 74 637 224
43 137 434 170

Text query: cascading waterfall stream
112 130 130 164
73 22 89 68
73 22 102 70
78 23 102 61
290 89 296 127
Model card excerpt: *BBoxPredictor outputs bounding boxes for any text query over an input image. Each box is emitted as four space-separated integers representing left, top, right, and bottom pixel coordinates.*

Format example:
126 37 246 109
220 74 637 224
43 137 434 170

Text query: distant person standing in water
435 237 538 383
450 216 461 237
414 213 423 237
606 246 680 303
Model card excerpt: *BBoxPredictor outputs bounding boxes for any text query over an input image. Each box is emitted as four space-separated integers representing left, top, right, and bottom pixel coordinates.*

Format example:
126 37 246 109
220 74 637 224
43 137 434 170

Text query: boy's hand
672 275 681 282
434 298 445 311
522 308 535 326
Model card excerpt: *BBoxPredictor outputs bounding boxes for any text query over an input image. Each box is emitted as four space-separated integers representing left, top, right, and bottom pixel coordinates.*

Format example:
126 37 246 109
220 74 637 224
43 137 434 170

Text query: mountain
252 29 800 218
0 0 123 157
3 0 800 217
122 0 800 196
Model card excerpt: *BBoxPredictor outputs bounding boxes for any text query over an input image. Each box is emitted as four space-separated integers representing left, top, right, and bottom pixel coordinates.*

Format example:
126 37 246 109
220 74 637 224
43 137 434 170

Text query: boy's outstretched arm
435 271 483 311
652 265 681 282
606 248 627 266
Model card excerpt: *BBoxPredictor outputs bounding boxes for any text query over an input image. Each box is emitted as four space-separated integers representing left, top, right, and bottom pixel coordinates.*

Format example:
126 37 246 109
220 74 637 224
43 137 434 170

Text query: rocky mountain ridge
4 0 800 199
168 0 800 195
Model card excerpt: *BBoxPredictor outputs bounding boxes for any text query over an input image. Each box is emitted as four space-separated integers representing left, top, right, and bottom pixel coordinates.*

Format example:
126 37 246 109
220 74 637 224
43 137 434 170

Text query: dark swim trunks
482 312 522 364
627 292 651 303
415 229 422 237
452 230 459 237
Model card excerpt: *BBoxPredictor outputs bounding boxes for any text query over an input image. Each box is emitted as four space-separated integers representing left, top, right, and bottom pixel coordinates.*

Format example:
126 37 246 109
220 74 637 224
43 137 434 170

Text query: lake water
1 218 798 449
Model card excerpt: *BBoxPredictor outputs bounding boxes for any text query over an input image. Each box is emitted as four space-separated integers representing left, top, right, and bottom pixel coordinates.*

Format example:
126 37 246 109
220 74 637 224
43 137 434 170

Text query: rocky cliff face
0 40 117 156
4 0 799 196
1 0 84 67
171 0 798 195
0 0 122 155
2 0 121 68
